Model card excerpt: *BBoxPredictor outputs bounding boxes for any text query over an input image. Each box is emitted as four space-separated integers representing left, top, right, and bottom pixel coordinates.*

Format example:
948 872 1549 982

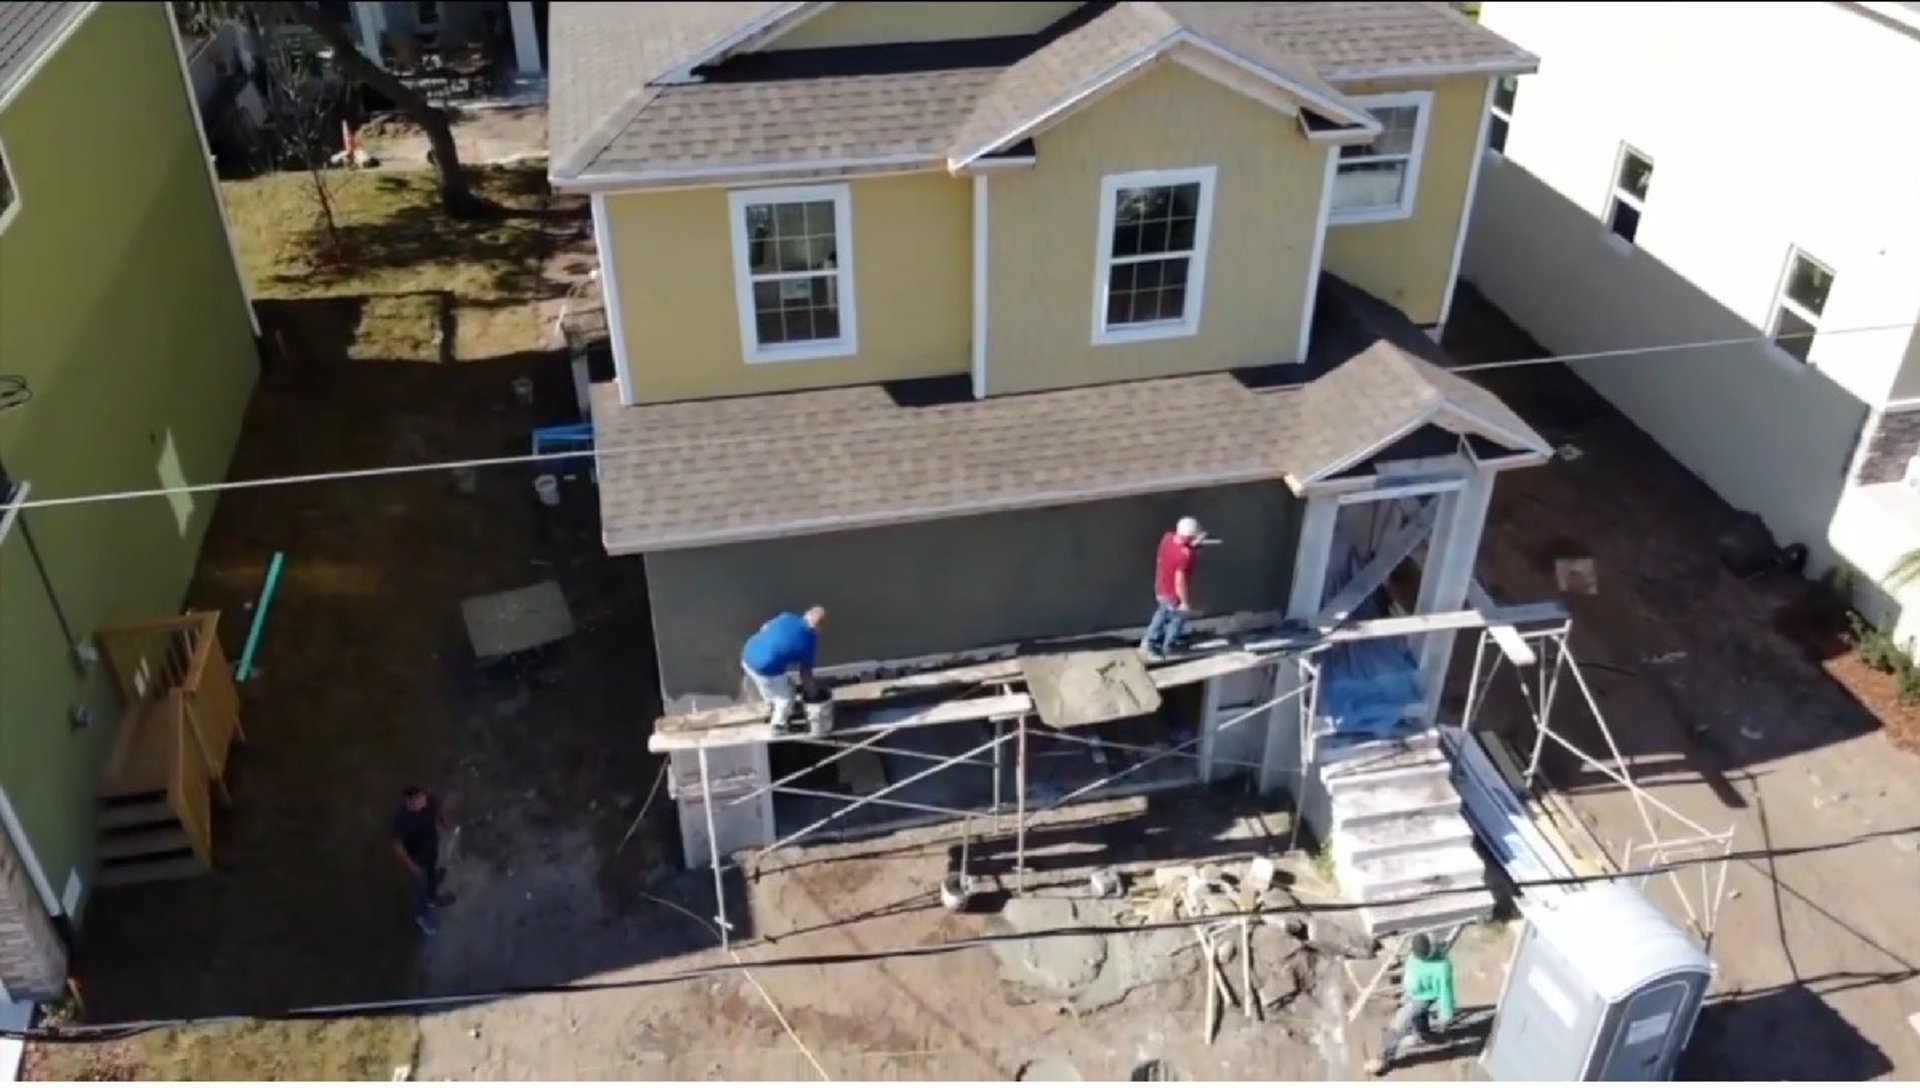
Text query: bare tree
269 1 491 219
183 3 349 250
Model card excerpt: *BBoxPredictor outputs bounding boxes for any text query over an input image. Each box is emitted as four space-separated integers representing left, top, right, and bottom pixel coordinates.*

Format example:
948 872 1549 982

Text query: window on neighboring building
1092 166 1218 344
0 139 17 234
728 183 858 364
1769 248 1835 365
1605 145 1653 245
1488 76 1517 154
1332 92 1432 224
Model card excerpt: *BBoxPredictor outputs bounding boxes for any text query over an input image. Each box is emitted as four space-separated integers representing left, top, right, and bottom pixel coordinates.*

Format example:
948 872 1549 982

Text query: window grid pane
1333 161 1408 210
1111 184 1200 260
1772 307 1817 364
1492 76 1517 115
1606 199 1640 244
1615 151 1653 202
1784 255 1834 316
1106 257 1190 327
1488 115 1510 154
743 196 844 349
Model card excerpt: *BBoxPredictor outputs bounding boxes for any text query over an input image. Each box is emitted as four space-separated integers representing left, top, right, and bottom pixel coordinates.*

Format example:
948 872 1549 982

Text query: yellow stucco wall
604 171 972 403
1321 74 1490 326
984 61 1327 396
766 1 1084 50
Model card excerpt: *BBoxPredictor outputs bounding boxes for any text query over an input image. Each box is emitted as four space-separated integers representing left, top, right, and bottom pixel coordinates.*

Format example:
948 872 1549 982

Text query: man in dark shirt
391 786 455 935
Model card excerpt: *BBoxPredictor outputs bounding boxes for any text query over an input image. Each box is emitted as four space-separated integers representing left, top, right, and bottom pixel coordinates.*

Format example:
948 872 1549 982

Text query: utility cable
6 318 1917 514
6 821 1913 1044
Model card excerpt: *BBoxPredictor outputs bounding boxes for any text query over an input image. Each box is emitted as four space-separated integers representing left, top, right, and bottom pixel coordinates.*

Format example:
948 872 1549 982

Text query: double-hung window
1331 91 1432 224
728 183 858 364
1092 166 1217 345
1605 144 1653 246
1769 248 1835 366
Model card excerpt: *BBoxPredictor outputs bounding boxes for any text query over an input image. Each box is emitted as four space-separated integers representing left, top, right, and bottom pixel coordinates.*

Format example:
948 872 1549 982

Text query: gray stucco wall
645 483 1302 700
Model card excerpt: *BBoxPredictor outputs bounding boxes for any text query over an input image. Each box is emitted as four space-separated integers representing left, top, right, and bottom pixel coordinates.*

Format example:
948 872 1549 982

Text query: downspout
0 456 82 661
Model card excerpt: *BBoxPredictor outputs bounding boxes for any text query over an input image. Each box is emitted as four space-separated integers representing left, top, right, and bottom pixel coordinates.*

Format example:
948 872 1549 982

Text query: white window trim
727 182 860 365
1328 90 1432 226
1602 142 1652 253
1090 165 1218 347
0 136 19 237
1766 245 1835 369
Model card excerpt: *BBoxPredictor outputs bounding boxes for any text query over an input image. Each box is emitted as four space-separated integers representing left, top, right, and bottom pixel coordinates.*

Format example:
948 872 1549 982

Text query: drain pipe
0 456 83 663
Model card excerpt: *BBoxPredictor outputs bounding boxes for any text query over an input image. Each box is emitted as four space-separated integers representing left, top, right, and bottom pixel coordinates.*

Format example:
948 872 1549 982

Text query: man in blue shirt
742 606 826 729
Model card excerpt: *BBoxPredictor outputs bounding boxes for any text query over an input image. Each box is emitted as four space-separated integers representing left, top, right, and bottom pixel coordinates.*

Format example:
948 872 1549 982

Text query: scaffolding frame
1459 623 1735 940
674 603 1577 943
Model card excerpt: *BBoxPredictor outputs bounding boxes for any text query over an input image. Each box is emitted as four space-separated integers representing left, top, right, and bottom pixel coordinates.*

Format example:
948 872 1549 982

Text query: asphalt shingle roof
549 0 1538 183
589 278 1550 554
0 1 83 106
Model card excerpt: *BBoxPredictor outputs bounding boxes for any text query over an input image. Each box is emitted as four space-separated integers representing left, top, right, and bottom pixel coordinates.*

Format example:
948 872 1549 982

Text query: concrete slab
461 581 575 660
1021 650 1161 728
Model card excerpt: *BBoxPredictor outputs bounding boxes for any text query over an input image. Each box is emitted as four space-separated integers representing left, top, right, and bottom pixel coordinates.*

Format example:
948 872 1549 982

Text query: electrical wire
6 318 1916 514
7 821 1913 1045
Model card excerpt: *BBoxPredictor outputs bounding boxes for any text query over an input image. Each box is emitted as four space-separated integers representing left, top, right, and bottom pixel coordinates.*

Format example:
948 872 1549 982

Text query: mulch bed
1775 592 1920 755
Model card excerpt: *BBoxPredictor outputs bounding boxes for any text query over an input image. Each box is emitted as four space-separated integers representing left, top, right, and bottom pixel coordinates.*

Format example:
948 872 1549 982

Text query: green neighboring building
0 0 258 1002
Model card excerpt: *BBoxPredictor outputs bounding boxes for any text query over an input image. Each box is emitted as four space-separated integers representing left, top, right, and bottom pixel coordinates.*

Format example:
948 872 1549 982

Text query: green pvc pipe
235 551 285 682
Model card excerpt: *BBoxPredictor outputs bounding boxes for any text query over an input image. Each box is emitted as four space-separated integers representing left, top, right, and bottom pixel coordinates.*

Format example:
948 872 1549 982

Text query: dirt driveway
1445 288 1920 1080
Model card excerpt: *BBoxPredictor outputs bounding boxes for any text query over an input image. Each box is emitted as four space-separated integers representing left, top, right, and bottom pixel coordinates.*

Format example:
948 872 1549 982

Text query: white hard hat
1176 516 1203 540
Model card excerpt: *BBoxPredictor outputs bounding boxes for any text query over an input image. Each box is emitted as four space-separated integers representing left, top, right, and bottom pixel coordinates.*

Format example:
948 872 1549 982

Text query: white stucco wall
1832 480 1920 650
1464 1 1920 574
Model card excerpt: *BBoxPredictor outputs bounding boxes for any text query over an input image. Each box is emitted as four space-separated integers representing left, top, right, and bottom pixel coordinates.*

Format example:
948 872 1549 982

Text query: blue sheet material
1317 637 1424 737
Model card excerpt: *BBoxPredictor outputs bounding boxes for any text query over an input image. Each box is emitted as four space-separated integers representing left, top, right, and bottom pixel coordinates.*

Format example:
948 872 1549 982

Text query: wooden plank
1146 650 1268 688
1489 624 1537 667
649 693 1033 753
1314 505 1436 625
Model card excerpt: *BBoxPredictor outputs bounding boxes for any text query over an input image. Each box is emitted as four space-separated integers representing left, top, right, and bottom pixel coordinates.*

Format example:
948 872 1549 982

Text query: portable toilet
1482 882 1713 1081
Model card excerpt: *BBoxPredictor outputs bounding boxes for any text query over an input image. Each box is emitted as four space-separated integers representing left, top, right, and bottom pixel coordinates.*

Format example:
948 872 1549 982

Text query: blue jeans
412 859 441 923
1379 999 1438 1065
1141 596 1187 655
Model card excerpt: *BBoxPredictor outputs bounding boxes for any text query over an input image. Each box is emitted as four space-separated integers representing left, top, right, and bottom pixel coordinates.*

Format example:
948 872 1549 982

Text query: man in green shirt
1365 933 1457 1076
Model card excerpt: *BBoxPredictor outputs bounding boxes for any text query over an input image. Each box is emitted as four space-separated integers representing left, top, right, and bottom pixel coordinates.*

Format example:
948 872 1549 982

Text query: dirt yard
1445 286 1920 1080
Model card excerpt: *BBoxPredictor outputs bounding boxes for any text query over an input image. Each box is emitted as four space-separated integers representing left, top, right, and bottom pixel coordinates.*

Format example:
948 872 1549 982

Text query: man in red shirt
1141 516 1206 658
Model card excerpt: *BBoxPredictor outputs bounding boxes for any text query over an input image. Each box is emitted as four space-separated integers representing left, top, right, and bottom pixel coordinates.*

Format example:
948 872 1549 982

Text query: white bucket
804 698 835 737
940 873 973 913
533 474 561 507
511 376 535 405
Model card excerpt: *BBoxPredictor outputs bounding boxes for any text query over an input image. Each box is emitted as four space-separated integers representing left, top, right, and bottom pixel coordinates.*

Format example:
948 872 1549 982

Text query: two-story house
1463 1 1920 644
548 1 1556 889
1 1 260 1005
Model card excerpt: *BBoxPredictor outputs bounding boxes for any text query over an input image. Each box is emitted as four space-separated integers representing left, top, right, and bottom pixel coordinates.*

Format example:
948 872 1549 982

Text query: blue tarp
1318 637 1423 738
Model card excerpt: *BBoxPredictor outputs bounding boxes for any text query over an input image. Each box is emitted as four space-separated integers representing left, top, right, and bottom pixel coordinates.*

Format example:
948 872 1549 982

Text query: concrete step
1334 810 1476 863
99 825 194 863
1318 729 1441 767
1359 888 1497 939
1324 757 1451 796
97 797 173 832
1338 845 1486 900
1328 778 1460 828
96 854 208 889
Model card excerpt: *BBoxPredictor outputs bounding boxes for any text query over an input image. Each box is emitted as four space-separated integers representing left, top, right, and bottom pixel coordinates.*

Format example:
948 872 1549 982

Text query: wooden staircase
94 613 245 888
1321 728 1495 937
